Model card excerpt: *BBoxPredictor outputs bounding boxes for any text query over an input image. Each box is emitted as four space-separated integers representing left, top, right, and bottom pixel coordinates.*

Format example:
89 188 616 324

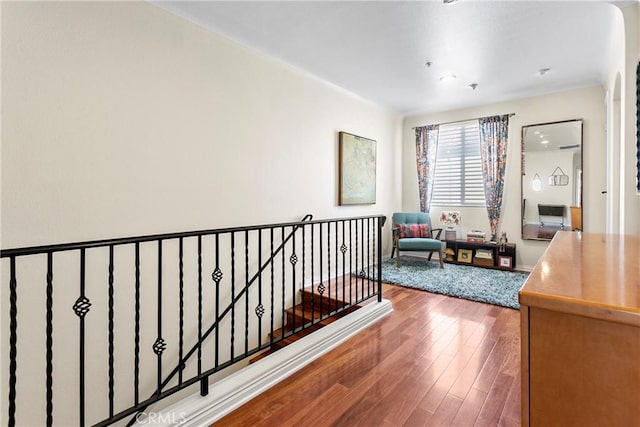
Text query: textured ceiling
152 1 621 115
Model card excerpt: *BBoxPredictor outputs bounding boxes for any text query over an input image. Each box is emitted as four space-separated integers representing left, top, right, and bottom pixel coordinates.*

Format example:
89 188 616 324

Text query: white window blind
432 120 486 206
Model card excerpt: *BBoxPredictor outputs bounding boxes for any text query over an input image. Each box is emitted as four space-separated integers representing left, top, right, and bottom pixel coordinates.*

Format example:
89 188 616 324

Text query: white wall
622 3 640 235
403 86 606 270
0 1 402 249
605 8 625 235
0 2 402 425
605 3 640 236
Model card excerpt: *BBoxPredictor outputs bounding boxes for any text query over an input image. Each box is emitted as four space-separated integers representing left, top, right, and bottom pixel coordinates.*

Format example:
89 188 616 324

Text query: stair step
248 302 361 364
299 280 379 310
248 280 368 364
298 290 350 315
285 303 359 328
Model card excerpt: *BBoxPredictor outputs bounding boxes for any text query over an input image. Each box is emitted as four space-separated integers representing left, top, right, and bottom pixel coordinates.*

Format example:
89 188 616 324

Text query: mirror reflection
521 119 583 240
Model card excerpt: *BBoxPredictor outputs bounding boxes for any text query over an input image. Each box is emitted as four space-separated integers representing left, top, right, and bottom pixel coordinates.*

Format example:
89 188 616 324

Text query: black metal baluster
334 221 338 312
269 228 275 344
108 245 115 418
349 220 353 305
367 218 371 297
361 219 365 300
257 230 263 347
369 218 374 298
301 224 306 331
281 227 286 335
46 252 53 427
197 236 202 378
178 238 184 385
290 229 297 331
311 223 315 323
213 234 220 369
341 221 346 309
318 224 323 321
73 249 90 427
8 256 17 427
134 243 140 405
327 222 331 316
244 230 249 355
230 233 235 359
377 217 384 303
354 220 359 303
199 235 208 396
154 241 165 394
366 219 370 296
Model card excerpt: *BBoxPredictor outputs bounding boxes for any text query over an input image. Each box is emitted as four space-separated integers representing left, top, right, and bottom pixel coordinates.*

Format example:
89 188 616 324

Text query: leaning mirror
521 119 583 240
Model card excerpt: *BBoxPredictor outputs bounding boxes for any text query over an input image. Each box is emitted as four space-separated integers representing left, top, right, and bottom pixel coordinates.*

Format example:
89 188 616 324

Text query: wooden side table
444 240 516 270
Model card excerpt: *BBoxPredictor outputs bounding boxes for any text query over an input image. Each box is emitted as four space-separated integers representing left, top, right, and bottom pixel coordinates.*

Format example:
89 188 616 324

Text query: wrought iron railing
1 214 386 426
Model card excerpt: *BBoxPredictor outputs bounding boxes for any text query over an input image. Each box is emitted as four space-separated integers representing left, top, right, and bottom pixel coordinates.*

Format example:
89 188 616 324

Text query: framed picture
457 249 472 263
498 255 513 269
339 132 376 205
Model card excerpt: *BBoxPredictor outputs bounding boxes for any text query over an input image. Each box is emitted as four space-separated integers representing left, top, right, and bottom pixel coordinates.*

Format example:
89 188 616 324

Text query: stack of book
467 230 486 243
474 248 494 267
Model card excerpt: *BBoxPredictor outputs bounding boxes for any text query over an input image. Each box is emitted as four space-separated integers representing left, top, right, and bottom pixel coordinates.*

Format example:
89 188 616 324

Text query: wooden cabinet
569 206 582 230
444 240 516 270
519 232 640 426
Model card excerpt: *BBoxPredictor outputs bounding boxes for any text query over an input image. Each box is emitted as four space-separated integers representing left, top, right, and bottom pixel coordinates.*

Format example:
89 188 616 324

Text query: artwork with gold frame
457 249 473 264
339 131 376 205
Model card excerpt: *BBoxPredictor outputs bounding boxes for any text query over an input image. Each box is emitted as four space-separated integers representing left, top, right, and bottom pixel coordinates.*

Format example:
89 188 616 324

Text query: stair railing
123 214 313 425
1 214 386 426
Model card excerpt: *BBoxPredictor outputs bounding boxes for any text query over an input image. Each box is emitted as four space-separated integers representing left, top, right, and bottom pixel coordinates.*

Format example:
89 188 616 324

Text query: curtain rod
411 113 516 130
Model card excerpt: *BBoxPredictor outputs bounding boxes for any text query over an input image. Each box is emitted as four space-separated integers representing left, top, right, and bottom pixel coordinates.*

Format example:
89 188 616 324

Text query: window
432 120 485 206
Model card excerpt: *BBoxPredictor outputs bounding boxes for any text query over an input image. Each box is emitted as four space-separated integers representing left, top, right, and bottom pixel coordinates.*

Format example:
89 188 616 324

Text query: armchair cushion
396 223 431 239
397 238 442 251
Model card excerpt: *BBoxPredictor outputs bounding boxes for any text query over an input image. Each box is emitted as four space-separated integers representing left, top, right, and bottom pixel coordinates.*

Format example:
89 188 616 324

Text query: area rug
376 257 528 309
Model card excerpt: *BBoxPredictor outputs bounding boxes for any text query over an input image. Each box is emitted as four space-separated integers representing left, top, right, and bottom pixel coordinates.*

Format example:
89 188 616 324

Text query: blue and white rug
377 257 528 309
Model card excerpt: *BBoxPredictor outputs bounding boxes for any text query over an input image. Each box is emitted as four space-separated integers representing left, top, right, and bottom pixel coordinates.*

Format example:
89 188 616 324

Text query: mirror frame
521 119 584 241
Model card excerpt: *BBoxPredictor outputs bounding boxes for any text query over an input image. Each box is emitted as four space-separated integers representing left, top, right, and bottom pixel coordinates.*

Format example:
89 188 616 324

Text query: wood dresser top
519 231 640 326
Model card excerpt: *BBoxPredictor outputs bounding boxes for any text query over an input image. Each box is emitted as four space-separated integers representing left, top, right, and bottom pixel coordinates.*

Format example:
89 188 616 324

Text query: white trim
139 299 393 426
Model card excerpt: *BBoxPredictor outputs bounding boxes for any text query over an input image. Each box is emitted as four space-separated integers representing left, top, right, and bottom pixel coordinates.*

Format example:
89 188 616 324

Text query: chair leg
396 250 401 267
439 249 444 268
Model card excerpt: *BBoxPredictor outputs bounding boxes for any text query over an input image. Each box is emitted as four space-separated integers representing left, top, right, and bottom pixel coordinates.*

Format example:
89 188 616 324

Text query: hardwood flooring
214 283 521 427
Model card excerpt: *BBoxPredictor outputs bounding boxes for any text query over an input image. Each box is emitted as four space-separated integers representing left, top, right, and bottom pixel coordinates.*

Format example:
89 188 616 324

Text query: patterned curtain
478 115 510 241
415 125 439 213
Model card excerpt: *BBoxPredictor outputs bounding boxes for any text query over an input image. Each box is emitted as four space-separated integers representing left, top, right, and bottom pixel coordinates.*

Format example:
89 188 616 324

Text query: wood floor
215 283 521 427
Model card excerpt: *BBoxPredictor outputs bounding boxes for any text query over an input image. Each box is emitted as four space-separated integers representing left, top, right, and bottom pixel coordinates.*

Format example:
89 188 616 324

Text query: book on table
474 248 493 260
467 230 486 242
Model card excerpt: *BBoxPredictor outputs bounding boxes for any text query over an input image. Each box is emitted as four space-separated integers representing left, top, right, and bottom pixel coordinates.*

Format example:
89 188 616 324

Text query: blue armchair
392 212 444 268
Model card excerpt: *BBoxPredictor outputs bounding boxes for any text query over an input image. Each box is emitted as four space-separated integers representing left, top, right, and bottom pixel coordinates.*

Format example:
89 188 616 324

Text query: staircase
250 279 362 363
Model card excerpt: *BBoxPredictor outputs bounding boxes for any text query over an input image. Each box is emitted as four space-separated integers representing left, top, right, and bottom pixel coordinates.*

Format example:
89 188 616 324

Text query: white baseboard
140 299 393 426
